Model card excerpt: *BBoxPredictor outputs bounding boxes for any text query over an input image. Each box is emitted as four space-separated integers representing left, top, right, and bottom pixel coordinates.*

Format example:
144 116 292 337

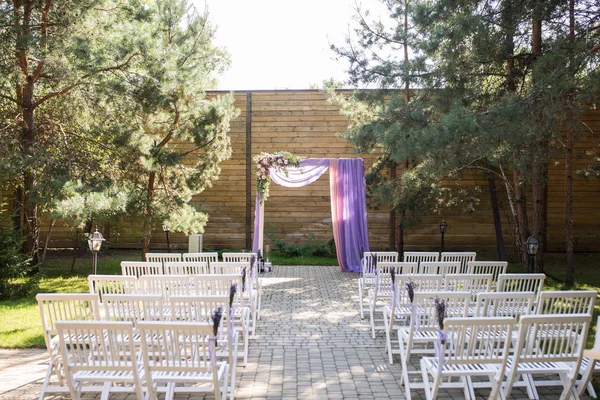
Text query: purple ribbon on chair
435 330 447 376
209 336 217 367
228 306 235 351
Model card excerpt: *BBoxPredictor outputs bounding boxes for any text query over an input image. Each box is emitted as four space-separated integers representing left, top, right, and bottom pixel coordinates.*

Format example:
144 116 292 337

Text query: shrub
0 204 36 299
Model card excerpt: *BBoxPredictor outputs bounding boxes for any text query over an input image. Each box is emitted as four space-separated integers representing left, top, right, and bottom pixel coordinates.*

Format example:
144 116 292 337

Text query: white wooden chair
419 261 460 277
192 274 252 353
398 291 471 399
145 252 181 263
212 261 248 275
444 273 493 305
88 275 137 303
577 316 600 398
503 314 591 400
183 252 219 265
224 252 263 321
358 251 399 319
467 261 507 283
121 261 163 278
536 290 597 316
164 261 210 275
497 273 545 304
36 293 102 400
138 275 193 298
440 251 476 273
420 317 515 400
55 321 146 400
474 291 535 319
382 275 445 364
139 321 229 400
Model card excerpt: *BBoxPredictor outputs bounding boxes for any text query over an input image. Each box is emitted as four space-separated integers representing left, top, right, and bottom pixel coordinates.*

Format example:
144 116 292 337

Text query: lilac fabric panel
269 158 330 187
330 158 370 272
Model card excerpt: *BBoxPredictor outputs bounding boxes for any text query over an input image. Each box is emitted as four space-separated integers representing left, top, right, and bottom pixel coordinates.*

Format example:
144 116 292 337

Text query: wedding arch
251 153 370 272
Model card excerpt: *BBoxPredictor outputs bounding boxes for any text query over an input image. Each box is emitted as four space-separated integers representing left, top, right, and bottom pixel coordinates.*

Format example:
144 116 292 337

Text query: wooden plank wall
22 90 600 252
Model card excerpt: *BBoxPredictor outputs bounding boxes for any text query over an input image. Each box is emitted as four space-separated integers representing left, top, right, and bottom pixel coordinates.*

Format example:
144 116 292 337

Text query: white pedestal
188 234 203 253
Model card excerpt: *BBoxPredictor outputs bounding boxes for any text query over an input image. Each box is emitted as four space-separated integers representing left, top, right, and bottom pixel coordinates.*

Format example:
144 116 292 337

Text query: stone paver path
0 265 592 399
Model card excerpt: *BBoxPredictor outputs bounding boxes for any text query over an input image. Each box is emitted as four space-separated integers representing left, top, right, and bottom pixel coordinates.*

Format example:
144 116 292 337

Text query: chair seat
72 365 145 382
150 361 227 383
422 356 500 377
506 358 574 374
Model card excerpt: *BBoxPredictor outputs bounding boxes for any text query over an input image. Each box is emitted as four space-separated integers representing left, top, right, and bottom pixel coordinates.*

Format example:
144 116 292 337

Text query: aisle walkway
0 266 589 399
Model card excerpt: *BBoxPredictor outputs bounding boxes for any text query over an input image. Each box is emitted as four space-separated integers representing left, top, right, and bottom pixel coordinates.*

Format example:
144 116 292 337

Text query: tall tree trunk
513 170 530 270
389 163 396 250
142 171 157 260
531 15 546 273
487 168 506 260
564 0 575 286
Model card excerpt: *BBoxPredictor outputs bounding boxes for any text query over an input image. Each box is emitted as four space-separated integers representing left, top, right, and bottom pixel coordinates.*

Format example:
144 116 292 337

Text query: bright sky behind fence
200 0 387 90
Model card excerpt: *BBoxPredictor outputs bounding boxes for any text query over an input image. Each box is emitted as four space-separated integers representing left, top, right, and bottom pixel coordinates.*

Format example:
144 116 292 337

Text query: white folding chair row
222 252 264 324
56 320 229 400
121 260 220 276
358 251 399 319
417 313 592 400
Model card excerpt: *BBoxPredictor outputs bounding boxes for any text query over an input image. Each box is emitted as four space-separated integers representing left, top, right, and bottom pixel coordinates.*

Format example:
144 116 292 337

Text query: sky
200 0 387 90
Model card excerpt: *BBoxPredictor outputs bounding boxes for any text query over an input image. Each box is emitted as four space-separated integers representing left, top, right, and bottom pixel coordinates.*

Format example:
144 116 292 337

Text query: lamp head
162 223 170 232
87 226 105 253
525 235 539 256
439 220 448 234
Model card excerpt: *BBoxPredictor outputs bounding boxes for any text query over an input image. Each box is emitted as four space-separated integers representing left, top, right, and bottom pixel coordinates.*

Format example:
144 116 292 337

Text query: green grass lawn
1 249 599 349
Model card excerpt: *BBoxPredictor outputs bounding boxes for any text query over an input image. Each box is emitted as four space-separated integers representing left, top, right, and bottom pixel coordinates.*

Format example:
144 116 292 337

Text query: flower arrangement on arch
254 151 301 201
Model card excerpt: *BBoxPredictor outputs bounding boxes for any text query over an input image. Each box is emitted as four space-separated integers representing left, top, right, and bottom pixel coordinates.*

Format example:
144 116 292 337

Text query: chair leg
420 358 434 400
577 359 596 397
398 334 411 399
230 334 239 400
523 373 538 399
39 363 53 400
369 302 376 339
100 381 111 400
358 280 364 319
502 367 518 399
383 310 393 364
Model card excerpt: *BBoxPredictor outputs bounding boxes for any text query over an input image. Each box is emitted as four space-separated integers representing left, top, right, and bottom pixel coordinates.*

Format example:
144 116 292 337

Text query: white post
258 200 265 253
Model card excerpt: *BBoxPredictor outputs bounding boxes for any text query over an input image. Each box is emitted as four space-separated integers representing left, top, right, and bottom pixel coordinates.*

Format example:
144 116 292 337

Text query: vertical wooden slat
245 92 253 250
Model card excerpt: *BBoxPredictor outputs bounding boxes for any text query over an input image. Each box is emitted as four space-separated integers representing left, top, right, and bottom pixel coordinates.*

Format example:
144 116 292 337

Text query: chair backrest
192 274 247 308
37 293 101 340
395 274 444 305
444 274 493 302
211 261 248 275
377 262 418 275
138 275 193 298
475 291 536 318
467 261 507 282
419 261 460 276
138 321 218 385
440 252 476 273
56 321 138 374
497 273 545 302
88 275 137 300
164 261 210 275
101 294 164 326
513 314 591 364
222 252 254 264
145 252 182 263
409 291 471 331
362 252 399 276
121 261 163 278
169 295 229 322
403 251 439 265
182 252 219 265
445 317 515 369
536 290 597 316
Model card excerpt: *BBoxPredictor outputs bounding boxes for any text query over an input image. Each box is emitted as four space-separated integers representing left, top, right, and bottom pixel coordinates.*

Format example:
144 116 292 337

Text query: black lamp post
162 223 171 252
439 220 448 253
525 235 539 273
88 226 105 275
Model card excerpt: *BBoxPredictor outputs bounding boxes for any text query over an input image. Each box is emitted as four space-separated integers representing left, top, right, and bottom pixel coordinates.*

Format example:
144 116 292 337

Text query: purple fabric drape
329 159 370 272
252 157 370 272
